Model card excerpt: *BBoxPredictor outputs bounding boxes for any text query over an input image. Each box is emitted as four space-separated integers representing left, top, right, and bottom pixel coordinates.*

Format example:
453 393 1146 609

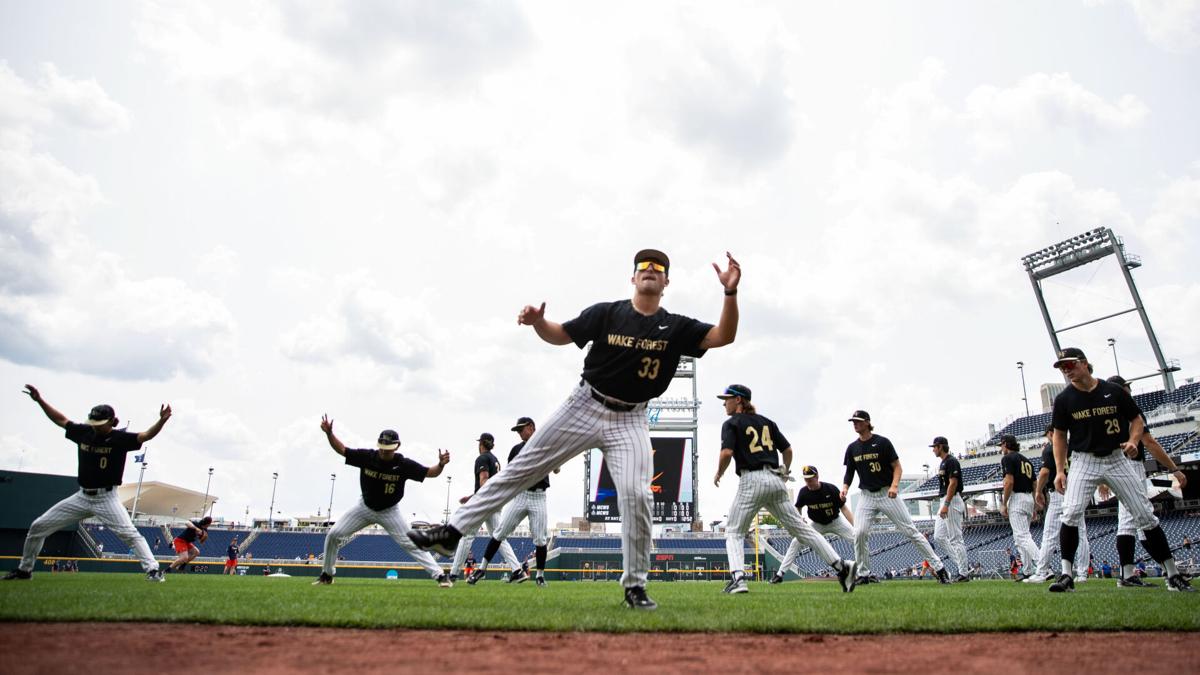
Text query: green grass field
1 573 1197 633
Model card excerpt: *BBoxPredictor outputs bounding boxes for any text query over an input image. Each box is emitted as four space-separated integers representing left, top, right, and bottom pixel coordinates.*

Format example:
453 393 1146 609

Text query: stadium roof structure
116 481 216 521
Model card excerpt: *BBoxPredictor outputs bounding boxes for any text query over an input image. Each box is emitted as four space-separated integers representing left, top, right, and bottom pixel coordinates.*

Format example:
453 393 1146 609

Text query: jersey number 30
745 426 775 454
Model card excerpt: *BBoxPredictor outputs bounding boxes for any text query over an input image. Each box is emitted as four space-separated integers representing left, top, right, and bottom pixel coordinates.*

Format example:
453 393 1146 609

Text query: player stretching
1047 348 1192 592
1102 375 1189 588
930 436 970 581
841 411 949 585
167 516 212 573
412 248 741 610
224 536 240 575
452 433 524 584
4 386 169 582
715 386 855 594
470 417 556 587
772 465 856 584
312 417 451 587
999 435 1040 581
1029 423 1090 583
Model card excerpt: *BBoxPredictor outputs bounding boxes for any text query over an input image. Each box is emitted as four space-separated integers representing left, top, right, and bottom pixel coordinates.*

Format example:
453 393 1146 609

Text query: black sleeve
507 444 521 463
720 420 737 451
400 457 428 483
112 430 143 452
879 438 899 464
561 302 610 349
473 455 489 477
949 457 962 481
1051 393 1070 431
64 422 90 443
769 421 790 454
674 315 714 358
1001 454 1015 477
842 445 856 486
1115 387 1140 422
344 449 370 469
829 484 845 508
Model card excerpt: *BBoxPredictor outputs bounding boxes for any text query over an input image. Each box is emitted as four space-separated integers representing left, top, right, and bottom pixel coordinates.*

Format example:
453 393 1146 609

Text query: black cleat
1117 575 1153 588
146 569 164 583
407 525 462 558
1013 573 1029 582
1167 575 1195 592
535 575 547 588
508 568 529 584
768 572 784 585
623 585 657 610
312 572 333 586
837 560 857 593
467 568 486 585
956 575 971 583
437 573 452 588
1048 574 1075 593
935 568 950 584
723 573 748 594
4 569 32 581
854 576 873 586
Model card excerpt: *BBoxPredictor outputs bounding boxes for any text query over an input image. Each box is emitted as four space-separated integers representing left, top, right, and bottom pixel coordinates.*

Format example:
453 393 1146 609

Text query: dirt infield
3 623 1196 673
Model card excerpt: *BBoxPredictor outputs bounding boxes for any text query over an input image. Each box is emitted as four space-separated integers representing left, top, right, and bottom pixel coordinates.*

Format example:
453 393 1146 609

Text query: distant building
1040 382 1066 412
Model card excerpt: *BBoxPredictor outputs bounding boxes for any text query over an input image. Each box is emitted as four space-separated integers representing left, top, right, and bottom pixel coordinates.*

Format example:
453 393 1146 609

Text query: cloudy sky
2 1 1198 530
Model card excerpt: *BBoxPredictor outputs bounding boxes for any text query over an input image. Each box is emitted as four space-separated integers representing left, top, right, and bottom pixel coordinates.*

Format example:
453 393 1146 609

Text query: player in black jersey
772 466 856 583
5 386 170 582
931 437 969 581
1031 423 1090 583
168 516 212 573
999 435 1040 581
457 433 523 583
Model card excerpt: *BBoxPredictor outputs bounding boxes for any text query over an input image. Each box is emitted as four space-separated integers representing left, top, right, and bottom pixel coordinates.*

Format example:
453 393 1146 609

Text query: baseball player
469 417 556 588
224 536 240 575
771 465 856 584
412 248 741 610
999 434 1040 581
714 386 856 594
451 433 524 584
167 516 212 573
4 386 169 582
1102 375 1189 588
841 411 949 585
930 436 970 581
1046 348 1192 592
312 416 451 587
1029 423 1090 583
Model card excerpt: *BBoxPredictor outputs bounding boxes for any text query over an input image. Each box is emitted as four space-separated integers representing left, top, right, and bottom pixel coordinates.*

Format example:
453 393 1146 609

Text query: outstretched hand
23 384 42 402
518 302 546 326
712 252 741 291
158 404 172 422
321 414 334 435
438 449 450 466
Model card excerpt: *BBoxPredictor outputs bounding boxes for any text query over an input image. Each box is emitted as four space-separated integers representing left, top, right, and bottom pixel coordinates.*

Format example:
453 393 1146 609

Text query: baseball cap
377 430 401 451
800 465 818 478
1000 434 1019 449
634 248 670 274
848 410 871 422
510 417 534 432
476 432 495 444
716 384 752 401
1052 347 1087 368
1107 375 1129 388
86 404 116 426
929 436 949 448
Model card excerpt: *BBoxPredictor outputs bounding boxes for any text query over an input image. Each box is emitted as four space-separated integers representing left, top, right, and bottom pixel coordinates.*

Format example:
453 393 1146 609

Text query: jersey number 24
745 426 775 454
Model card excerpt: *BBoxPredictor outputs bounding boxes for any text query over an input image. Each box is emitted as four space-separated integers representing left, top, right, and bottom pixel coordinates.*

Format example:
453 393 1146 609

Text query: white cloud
1127 0 1200 53
0 61 129 133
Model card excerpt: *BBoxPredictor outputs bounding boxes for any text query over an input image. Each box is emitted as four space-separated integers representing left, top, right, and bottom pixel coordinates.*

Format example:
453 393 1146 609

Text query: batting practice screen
586 437 694 523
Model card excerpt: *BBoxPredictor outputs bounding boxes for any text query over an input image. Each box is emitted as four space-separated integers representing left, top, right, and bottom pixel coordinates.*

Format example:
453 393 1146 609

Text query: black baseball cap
1000 434 1019 450
86 404 116 426
1107 375 1129 388
377 430 401 450
716 384 752 401
848 410 871 422
1053 347 1087 368
929 436 949 448
801 465 818 478
476 432 495 444
510 417 534 432
634 248 670 273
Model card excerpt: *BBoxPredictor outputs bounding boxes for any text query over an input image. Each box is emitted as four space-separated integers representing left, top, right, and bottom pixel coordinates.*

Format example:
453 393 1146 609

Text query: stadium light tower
327 474 336 525
203 467 214 516
1021 227 1178 392
1017 361 1030 416
1108 338 1121 376
269 472 279 529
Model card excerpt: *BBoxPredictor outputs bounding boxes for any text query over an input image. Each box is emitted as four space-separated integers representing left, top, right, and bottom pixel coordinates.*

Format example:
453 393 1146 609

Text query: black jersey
474 452 501 493
720 413 789 476
843 434 899 491
1039 444 1060 494
562 300 713 403
795 482 845 525
227 543 239 561
1001 452 1035 494
177 519 209 544
508 442 549 490
64 422 143 489
345 448 428 511
1051 379 1141 457
937 454 963 498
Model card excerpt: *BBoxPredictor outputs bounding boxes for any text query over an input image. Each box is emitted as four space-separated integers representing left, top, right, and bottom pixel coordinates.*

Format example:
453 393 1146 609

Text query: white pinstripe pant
1116 458 1150 538
778 515 855 573
854 489 943 576
322 498 444 578
1060 452 1158 531
451 381 654 588
450 511 520 576
494 490 549 546
20 489 159 573
1034 490 1090 577
933 494 969 576
726 470 842 576
1007 492 1040 576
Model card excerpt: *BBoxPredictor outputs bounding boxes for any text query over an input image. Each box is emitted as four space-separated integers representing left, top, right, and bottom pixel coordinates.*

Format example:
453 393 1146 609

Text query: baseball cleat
955 575 971 583
623 585 657 610
3 569 32 581
146 569 165 583
935 568 950 584
1167 575 1195 592
769 572 784 585
1074 576 1088 583
837 560 857 593
535 575 547 588
1117 575 1153 588
723 574 748 594
467 568 487 585
1048 574 1075 593
312 572 333 586
1023 574 1051 583
407 525 462 558
437 573 453 588
1013 573 1030 582
508 568 529 584
854 576 874 586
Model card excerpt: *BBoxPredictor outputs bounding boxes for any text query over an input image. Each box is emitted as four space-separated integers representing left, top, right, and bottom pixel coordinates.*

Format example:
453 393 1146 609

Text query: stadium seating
242 531 327 561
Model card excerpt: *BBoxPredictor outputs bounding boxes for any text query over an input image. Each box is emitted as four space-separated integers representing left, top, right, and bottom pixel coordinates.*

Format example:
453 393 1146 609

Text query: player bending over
772 465 856 584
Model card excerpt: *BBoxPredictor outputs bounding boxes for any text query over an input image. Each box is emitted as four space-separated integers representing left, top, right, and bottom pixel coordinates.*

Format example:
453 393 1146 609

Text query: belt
738 466 770 475
587 385 642 412
526 487 547 493
81 487 114 496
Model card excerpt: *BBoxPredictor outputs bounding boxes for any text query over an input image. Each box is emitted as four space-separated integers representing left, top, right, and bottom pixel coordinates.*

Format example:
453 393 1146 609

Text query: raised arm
320 415 346 456
518 303 572 345
699 252 741 350
23 385 69 428
136 404 173 444
426 450 450 478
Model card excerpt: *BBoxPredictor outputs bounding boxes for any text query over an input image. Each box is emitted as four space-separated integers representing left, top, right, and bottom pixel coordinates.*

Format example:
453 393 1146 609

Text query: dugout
0 470 92 558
